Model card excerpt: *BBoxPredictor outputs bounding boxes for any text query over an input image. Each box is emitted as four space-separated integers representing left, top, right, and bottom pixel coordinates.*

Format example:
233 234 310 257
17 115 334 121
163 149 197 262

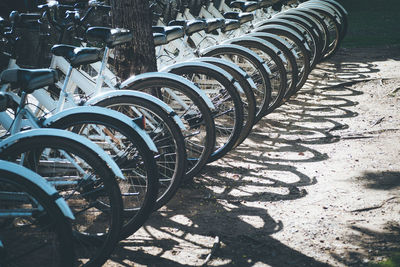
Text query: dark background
336 0 400 47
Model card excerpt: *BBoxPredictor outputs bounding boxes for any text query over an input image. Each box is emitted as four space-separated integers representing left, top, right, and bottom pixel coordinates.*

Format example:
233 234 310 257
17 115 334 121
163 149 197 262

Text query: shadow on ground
107 50 396 266
359 171 400 190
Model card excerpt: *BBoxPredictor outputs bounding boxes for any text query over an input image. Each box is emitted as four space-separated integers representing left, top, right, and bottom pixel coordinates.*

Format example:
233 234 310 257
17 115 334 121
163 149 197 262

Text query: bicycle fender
246 32 300 59
297 3 342 24
161 61 245 94
120 72 215 111
43 106 159 153
85 90 186 131
253 25 311 52
0 128 125 181
200 44 273 75
257 18 312 38
273 14 321 40
222 36 288 64
191 56 257 92
0 160 76 220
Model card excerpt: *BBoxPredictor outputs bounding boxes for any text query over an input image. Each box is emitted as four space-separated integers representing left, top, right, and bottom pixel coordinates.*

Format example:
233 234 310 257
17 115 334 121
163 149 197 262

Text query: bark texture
110 0 157 79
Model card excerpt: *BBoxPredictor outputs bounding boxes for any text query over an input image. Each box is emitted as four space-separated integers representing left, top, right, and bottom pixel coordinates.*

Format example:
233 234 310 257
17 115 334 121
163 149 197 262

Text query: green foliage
369 252 400 267
337 0 400 47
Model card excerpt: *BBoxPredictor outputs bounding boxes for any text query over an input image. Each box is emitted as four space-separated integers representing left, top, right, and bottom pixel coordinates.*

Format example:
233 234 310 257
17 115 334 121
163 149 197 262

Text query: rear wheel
0 135 122 267
203 45 272 122
254 26 311 98
0 169 74 267
127 77 216 180
47 112 160 237
168 64 244 162
94 96 187 210
228 38 287 114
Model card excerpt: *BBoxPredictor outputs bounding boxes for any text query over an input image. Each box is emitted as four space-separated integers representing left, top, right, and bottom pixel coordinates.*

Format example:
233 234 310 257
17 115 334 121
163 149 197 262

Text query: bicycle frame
0 92 126 180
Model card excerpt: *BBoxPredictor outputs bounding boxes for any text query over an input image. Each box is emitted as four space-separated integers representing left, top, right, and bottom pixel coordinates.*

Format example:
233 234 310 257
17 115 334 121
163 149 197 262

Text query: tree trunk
110 0 157 80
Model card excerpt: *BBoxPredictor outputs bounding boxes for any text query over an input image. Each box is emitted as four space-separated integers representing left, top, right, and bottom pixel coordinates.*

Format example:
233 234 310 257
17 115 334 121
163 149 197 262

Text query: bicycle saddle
257 0 275 8
153 32 168 46
152 26 184 42
168 19 207 35
223 11 254 24
0 68 58 94
203 18 225 33
51 45 102 67
222 19 241 32
229 1 259 12
86 27 134 48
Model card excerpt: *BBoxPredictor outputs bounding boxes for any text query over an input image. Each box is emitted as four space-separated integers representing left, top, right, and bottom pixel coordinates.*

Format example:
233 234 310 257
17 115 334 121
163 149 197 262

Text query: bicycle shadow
107 50 389 266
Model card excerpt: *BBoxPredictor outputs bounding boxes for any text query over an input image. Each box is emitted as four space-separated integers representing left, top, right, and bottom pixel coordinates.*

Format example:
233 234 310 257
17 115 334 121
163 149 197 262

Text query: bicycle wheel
273 14 324 66
0 134 122 267
301 0 347 40
246 32 299 100
253 25 311 97
92 96 187 211
194 57 257 148
226 37 287 114
46 109 161 237
0 166 74 267
126 75 216 180
312 0 348 40
166 62 244 162
297 6 341 59
202 44 272 122
255 19 319 69
283 9 330 61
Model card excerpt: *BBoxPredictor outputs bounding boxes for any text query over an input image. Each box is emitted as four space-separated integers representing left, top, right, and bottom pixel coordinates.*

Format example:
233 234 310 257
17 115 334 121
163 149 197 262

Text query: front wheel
46 111 160 238
126 76 216 180
93 95 187 210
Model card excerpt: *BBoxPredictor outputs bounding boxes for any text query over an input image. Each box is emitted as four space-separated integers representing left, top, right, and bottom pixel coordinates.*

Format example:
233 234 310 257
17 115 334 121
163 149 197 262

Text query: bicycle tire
255 19 318 68
246 32 299 99
46 111 161 237
303 0 347 40
126 76 216 180
92 96 187 211
195 57 257 148
298 6 341 59
166 62 244 162
273 14 324 66
0 135 122 267
283 9 330 61
202 44 272 122
313 0 348 39
226 37 287 114
253 25 311 97
0 169 74 267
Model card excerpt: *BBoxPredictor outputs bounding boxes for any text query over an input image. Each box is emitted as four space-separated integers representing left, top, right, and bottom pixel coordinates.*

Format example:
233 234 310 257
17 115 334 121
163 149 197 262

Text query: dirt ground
106 46 400 267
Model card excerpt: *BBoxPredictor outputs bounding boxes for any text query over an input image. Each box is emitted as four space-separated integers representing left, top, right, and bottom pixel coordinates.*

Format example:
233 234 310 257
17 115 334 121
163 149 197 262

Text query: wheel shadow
107 50 389 266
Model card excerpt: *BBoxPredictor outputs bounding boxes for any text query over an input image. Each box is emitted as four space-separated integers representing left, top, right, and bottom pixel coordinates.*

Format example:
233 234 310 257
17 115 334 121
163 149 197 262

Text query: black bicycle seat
86 27 133 48
51 44 102 67
0 68 58 94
